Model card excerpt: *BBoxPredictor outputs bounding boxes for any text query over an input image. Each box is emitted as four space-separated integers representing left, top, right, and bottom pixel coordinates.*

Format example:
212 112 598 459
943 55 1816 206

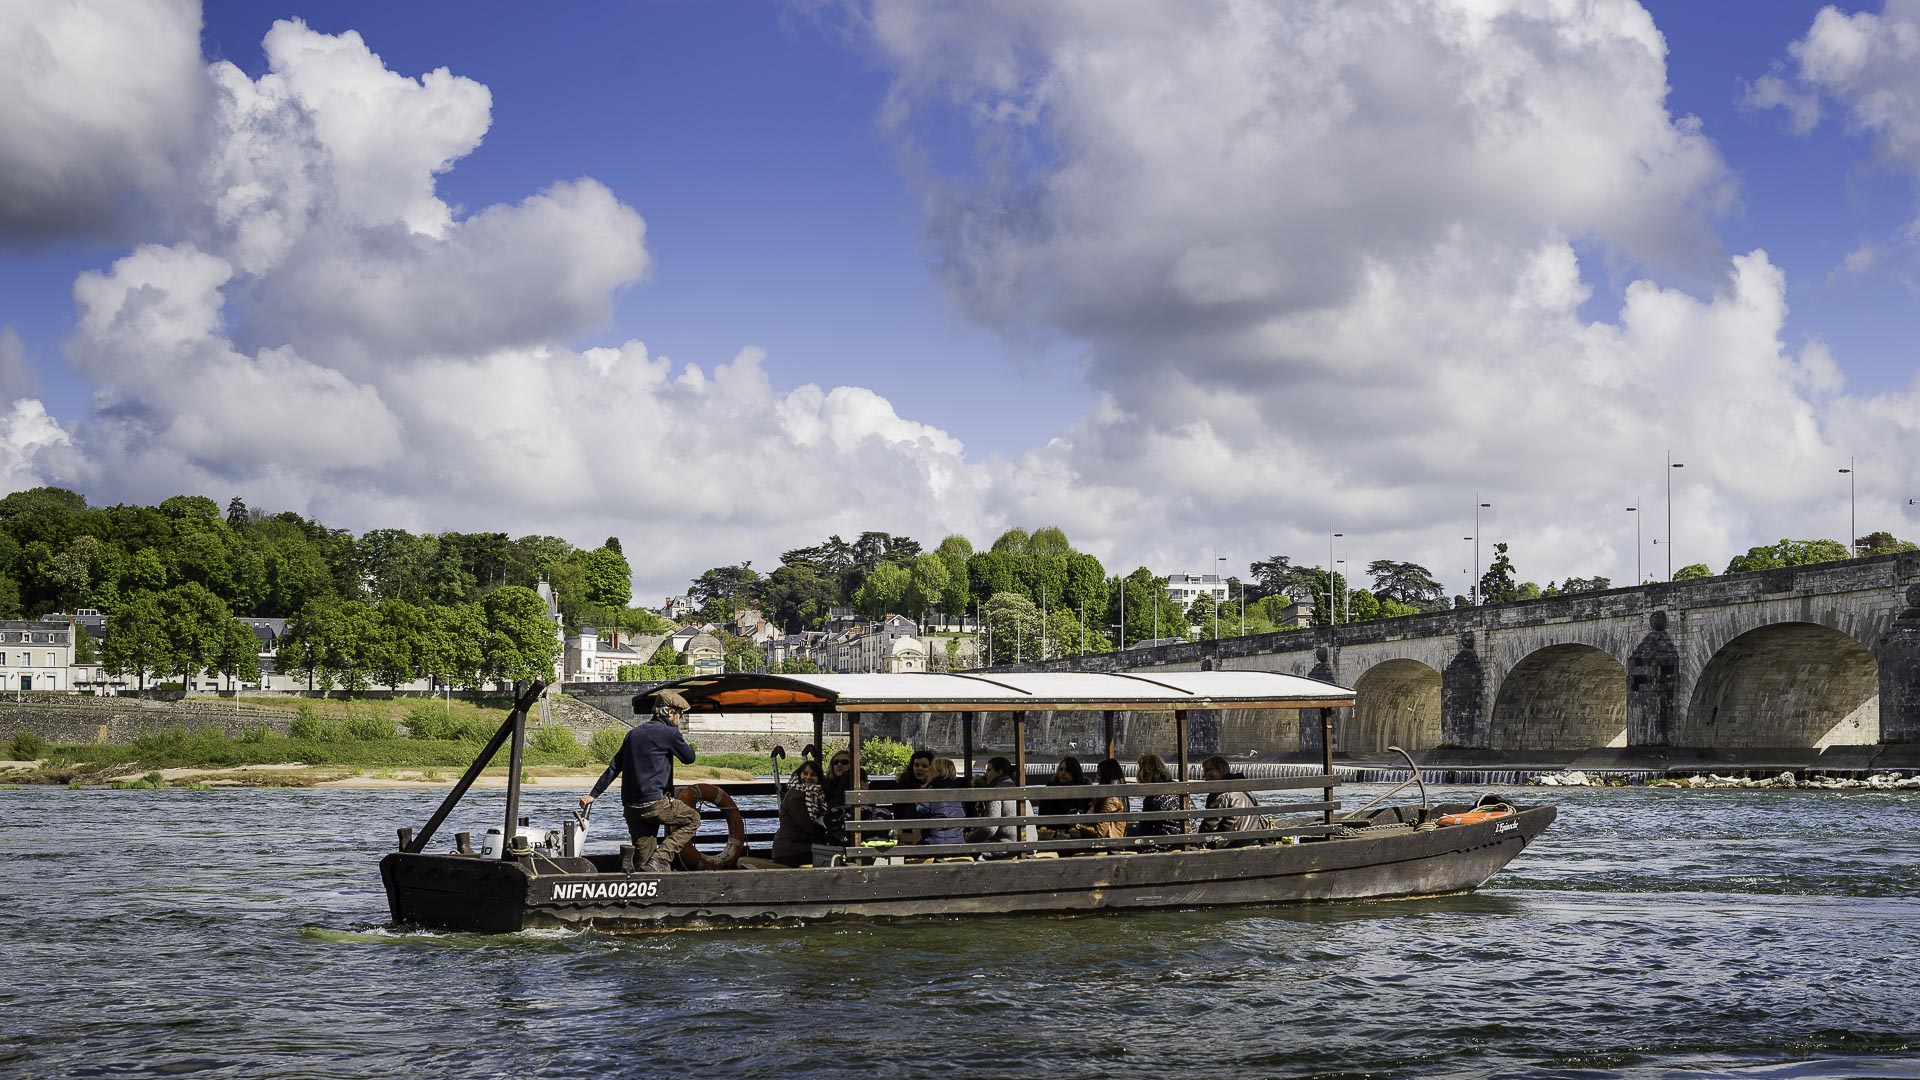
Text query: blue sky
0 1 1916 600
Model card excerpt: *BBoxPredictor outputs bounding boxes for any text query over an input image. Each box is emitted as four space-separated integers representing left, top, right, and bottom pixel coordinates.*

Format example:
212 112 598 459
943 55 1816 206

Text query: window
46 652 55 667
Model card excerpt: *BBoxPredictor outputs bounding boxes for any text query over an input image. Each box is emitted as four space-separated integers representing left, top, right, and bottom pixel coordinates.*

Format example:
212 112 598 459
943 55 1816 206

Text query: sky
1 0 1917 607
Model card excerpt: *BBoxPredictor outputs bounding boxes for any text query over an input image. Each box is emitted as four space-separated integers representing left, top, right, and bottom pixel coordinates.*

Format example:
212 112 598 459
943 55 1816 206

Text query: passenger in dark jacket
965 756 1022 844
1036 756 1093 816
579 690 699 872
772 759 830 866
1127 753 1182 838
1200 755 1259 833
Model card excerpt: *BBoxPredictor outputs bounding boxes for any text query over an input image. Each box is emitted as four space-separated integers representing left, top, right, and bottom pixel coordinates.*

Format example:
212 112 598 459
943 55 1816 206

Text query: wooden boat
381 672 1554 933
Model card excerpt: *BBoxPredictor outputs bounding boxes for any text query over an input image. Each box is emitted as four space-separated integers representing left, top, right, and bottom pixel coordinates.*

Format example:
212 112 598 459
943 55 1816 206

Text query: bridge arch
1347 659 1442 752
1490 644 1627 751
1684 622 1878 748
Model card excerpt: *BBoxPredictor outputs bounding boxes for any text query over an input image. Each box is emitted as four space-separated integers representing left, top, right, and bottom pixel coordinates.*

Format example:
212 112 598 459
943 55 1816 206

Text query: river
3 783 1917 1079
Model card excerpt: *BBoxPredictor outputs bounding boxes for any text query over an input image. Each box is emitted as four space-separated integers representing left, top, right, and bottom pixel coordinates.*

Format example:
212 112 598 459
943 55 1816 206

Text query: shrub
237 723 270 744
289 705 338 742
406 703 452 740
451 717 501 744
529 725 580 758
342 712 398 742
860 737 912 778
587 729 624 762
9 730 46 760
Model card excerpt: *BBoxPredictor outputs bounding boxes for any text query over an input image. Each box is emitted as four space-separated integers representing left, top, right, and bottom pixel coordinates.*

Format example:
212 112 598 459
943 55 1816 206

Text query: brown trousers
623 796 701 863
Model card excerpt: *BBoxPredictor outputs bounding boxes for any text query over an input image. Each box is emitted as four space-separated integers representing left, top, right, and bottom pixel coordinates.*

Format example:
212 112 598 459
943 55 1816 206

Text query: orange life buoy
673 783 745 870
1436 808 1513 827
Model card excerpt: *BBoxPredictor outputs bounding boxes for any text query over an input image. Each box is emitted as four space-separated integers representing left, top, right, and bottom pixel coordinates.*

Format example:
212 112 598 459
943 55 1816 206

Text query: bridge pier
1881 585 1920 744
1627 611 1679 746
1442 632 1486 748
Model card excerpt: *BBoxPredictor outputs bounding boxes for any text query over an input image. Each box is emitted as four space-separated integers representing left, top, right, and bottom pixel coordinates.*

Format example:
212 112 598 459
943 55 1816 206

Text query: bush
406 703 452 740
860 737 912 778
529 725 581 760
587 729 624 762
289 704 338 742
342 712 398 742
237 724 270 744
9 730 46 760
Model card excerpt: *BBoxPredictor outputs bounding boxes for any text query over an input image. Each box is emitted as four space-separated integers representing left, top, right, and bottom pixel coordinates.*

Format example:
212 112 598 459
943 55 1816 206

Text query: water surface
2 784 1916 1078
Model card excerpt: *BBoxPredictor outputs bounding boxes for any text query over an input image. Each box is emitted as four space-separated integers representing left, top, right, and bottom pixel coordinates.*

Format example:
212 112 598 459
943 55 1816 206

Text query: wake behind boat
380 671 1554 932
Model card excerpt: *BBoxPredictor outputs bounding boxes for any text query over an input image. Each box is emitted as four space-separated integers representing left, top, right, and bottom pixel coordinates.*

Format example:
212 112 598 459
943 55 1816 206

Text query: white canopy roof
656 670 1354 713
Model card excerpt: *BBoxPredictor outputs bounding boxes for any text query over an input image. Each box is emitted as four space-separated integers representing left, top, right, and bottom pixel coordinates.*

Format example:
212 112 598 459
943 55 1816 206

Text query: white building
1164 573 1229 609
0 618 76 691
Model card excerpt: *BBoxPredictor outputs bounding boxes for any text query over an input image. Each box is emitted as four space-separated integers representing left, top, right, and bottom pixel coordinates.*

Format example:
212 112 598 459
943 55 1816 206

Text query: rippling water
3 783 1917 1079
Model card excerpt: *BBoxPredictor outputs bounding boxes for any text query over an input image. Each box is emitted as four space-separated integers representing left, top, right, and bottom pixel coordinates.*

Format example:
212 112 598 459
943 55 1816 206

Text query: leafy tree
990 528 1030 555
577 545 633 608
480 585 561 685
934 535 973 618
648 639 681 666
429 603 487 690
1724 539 1850 575
982 592 1045 663
1673 563 1712 581
103 592 173 690
214 619 262 688
718 631 762 672
73 624 98 663
371 600 429 690
763 564 838 631
1478 543 1520 604
1344 588 1382 622
1366 560 1446 609
1856 531 1918 556
158 582 237 682
1558 576 1612 594
226 496 249 528
1027 526 1071 558
689 561 761 622
904 553 950 619
854 562 910 619
780 656 819 675
1188 593 1221 640
0 575 19 619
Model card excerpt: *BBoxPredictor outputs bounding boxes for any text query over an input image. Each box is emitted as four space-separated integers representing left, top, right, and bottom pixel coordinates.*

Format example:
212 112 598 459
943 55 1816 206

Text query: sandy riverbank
0 761 757 789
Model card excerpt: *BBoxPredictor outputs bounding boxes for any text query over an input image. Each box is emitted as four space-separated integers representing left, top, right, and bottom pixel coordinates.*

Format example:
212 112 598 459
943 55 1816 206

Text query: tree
854 562 910 619
1673 563 1712 581
934 535 973 618
371 600 429 691
603 536 623 556
982 592 1045 663
1724 539 1850 575
428 603 486 691
718 631 761 673
226 496 249 528
1062 551 1108 621
577 545 633 608
1366 560 1445 609
103 592 172 689
763 564 838 631
1478 543 1519 604
1107 568 1190 645
1856 531 1917 556
904 553 950 620
1558 576 1612 594
158 582 237 683
689 561 760 622
480 585 561 686
1188 593 1220 640
780 656 819 675
214 619 262 689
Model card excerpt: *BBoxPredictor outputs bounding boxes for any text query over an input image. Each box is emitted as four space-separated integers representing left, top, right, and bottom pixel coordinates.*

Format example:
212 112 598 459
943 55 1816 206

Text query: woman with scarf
772 759 830 867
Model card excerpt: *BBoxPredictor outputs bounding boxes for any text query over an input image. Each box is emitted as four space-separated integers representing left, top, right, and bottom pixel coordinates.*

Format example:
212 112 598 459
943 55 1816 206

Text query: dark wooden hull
381 805 1554 933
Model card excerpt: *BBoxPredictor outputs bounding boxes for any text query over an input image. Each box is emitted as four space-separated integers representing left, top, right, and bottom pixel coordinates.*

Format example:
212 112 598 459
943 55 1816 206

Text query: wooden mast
501 680 535 848
1175 708 1189 832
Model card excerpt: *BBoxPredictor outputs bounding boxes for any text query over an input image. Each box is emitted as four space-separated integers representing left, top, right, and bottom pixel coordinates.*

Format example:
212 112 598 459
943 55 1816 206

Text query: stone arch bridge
1011 553 1920 766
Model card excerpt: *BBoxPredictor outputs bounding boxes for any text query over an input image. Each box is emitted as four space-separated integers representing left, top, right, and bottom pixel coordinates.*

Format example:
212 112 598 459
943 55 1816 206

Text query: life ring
673 783 745 870
1436 808 1513 827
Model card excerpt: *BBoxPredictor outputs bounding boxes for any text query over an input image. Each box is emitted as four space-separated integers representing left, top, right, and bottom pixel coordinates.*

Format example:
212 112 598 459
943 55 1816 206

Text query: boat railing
829 774 1343 861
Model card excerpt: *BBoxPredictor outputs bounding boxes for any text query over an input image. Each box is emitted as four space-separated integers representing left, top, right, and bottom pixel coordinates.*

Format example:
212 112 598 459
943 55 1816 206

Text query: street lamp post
1328 529 1343 623
1839 457 1855 555
1625 503 1640 585
1215 556 1225 639
1471 496 1490 605
1336 558 1348 622
1463 537 1475 604
1667 453 1685 581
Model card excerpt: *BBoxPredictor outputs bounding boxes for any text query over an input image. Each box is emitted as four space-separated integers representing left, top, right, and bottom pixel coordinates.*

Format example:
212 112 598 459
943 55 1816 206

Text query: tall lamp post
1463 536 1475 604
1625 503 1640 585
1215 556 1226 639
1336 558 1348 622
1839 457 1855 555
1471 496 1490 605
1667 453 1684 581
1328 529 1343 624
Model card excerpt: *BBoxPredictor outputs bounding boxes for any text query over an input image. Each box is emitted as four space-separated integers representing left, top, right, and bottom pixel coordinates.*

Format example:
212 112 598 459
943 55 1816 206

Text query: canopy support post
1320 706 1335 827
848 712 864 829
1014 710 1030 848
1103 709 1117 761
1175 708 1190 832
961 710 974 781
811 708 824 762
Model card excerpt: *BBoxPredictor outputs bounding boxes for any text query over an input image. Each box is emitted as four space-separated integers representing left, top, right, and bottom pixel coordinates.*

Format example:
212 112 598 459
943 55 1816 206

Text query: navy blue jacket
911 778 966 846
590 718 696 806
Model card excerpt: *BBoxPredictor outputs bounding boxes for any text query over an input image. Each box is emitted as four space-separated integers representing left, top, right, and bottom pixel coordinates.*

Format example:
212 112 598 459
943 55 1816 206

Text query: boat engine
479 809 589 859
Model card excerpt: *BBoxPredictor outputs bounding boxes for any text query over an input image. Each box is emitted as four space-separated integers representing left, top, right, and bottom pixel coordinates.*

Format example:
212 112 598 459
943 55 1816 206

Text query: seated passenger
1060 757 1130 840
1036 756 1093 815
1199 754 1259 834
771 759 829 867
901 749 965 846
965 756 1021 844
1127 753 1182 837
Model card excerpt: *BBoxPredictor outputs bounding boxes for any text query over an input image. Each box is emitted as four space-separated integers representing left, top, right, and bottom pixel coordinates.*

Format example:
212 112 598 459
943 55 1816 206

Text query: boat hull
382 805 1554 933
